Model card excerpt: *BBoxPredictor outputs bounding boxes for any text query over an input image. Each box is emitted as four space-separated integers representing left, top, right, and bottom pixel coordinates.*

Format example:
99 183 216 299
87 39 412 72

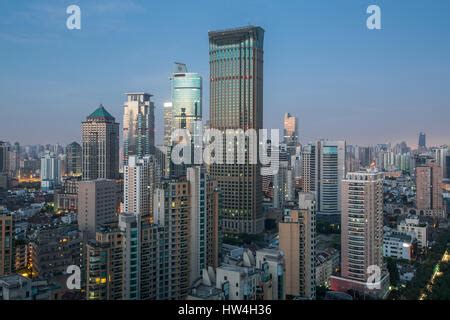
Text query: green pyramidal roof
87 104 115 120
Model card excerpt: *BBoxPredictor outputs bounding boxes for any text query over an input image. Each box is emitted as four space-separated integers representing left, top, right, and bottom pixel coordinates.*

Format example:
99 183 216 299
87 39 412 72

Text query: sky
1 0 450 148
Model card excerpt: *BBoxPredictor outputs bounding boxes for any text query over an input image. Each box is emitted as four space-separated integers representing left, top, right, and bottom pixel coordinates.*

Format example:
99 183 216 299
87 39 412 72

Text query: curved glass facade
171 72 202 135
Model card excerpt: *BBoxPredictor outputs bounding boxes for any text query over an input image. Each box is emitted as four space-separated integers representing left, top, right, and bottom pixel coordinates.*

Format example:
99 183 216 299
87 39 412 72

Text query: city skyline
1 0 450 147
2 0 450 306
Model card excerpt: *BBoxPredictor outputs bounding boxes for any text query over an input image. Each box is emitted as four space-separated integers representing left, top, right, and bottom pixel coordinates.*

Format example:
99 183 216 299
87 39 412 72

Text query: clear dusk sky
1 0 450 148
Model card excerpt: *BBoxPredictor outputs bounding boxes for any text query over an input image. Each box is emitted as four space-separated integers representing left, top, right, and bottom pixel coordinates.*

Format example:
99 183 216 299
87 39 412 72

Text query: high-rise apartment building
65 142 82 176
434 147 448 180
273 161 294 209
40 150 60 190
331 169 389 298
279 193 316 299
86 216 161 300
153 179 191 299
82 105 120 180
186 167 220 283
85 225 124 300
301 144 316 193
163 102 173 147
0 213 13 276
78 179 118 240
415 162 444 218
118 213 141 300
123 93 155 164
341 170 384 282
29 225 82 278
123 155 159 220
315 140 346 215
208 26 265 234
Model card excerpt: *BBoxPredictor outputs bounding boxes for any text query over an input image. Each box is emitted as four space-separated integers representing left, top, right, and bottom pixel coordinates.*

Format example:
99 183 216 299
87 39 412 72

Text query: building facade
65 142 82 176
187 167 220 283
171 63 202 136
415 162 444 218
153 179 191 299
78 179 118 240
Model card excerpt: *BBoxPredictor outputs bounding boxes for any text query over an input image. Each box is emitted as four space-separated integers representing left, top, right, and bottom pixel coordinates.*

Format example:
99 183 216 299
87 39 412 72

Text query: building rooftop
0 274 30 289
208 25 264 37
124 92 153 97
384 230 414 243
189 284 223 299
87 104 115 120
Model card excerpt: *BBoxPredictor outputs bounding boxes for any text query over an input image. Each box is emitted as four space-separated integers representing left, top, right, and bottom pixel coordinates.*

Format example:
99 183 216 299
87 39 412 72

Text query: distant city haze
1 0 449 147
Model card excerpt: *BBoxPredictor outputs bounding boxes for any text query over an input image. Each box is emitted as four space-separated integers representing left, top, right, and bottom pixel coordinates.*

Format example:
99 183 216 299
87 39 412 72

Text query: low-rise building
216 265 258 300
255 248 285 300
315 248 339 287
397 215 428 252
383 228 417 261
0 274 31 300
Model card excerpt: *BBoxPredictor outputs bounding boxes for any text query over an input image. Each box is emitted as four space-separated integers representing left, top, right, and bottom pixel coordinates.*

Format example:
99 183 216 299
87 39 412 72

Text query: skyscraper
0 142 10 190
315 140 346 216
82 105 120 180
418 132 427 153
208 26 265 234
416 162 444 218
123 93 155 164
65 141 82 176
279 193 316 299
171 63 202 135
78 179 118 240
283 113 298 155
331 168 389 298
0 141 10 174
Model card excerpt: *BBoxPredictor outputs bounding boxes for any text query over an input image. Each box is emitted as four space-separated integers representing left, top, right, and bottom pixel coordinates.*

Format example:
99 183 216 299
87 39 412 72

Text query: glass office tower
208 26 265 234
171 63 202 135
